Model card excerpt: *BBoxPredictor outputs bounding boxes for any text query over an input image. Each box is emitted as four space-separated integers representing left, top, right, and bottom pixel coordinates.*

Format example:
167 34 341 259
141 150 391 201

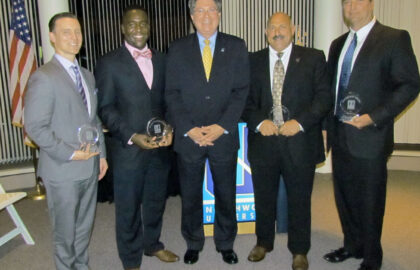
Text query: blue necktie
336 34 357 116
71 65 88 109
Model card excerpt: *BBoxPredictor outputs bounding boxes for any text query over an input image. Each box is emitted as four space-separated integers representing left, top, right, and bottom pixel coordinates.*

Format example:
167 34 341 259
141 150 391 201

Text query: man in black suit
165 0 249 265
95 5 179 270
323 1 420 270
242 12 331 270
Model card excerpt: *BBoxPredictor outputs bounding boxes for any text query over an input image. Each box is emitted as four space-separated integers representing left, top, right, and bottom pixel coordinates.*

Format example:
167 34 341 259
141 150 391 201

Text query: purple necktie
71 65 88 109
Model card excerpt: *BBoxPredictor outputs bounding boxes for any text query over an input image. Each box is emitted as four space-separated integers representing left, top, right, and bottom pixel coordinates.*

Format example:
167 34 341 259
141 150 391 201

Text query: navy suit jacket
95 46 168 169
165 32 250 157
327 22 420 159
242 45 331 166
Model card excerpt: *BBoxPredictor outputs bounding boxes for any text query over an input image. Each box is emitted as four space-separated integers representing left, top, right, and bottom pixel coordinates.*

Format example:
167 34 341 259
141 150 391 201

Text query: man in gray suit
24 13 108 270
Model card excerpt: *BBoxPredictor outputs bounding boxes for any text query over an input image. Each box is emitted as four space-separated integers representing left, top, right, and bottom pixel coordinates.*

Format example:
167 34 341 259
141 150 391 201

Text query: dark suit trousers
332 142 387 268
177 149 237 251
251 137 314 254
113 151 169 268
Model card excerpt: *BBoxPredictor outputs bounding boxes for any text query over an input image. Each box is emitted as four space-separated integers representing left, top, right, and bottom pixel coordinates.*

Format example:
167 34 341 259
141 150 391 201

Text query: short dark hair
122 4 148 23
48 12 78 32
188 0 222 14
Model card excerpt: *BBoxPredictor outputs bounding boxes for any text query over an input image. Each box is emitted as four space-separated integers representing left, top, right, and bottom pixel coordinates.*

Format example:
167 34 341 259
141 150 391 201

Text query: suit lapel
210 33 227 83
260 49 273 107
188 34 207 82
119 46 151 91
348 22 381 91
150 49 160 90
80 68 96 119
50 57 90 116
331 34 348 100
51 57 76 90
283 45 302 98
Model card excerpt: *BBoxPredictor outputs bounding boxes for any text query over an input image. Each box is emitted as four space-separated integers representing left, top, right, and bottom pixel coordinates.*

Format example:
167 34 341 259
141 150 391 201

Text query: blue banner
203 123 255 224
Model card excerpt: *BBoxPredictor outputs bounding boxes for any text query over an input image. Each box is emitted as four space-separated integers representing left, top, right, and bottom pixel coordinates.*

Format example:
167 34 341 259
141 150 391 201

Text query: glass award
78 124 99 152
146 117 170 142
270 105 290 127
339 92 362 122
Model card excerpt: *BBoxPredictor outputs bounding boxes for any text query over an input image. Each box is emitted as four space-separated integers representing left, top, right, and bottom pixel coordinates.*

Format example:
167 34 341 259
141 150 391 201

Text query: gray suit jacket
24 57 105 182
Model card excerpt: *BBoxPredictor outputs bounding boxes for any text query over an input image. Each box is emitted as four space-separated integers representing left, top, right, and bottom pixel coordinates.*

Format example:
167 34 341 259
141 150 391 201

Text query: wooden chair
0 184 35 246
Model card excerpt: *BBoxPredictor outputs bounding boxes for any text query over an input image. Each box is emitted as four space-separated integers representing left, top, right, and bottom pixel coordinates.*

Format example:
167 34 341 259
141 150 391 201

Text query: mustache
272 35 285 40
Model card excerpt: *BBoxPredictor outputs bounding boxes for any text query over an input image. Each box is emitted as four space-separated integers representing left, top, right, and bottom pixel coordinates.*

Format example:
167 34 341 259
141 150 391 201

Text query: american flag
8 0 37 147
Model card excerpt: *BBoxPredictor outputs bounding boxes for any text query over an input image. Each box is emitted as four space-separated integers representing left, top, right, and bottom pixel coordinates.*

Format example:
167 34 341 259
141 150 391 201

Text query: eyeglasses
194 7 218 15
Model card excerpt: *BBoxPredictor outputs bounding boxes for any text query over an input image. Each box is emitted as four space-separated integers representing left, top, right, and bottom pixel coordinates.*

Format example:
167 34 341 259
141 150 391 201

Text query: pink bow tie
133 49 152 59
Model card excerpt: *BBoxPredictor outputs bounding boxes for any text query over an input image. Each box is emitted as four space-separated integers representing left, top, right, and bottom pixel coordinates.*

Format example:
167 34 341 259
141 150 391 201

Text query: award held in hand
78 124 99 152
146 117 170 142
339 92 362 122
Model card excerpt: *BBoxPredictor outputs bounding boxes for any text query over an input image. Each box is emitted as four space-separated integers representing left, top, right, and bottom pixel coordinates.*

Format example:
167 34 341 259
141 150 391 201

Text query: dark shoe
184 249 199 264
292 254 308 270
145 249 179 262
247 246 269 262
124 267 140 270
323 247 362 263
218 249 238 264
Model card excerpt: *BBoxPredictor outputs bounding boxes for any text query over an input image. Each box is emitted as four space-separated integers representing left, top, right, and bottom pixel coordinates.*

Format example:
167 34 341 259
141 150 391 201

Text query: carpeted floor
1 171 419 270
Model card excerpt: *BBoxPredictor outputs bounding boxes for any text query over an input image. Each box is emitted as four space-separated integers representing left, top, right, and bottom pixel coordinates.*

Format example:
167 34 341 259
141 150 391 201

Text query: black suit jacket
95 46 167 169
165 32 250 156
327 22 420 159
242 45 331 166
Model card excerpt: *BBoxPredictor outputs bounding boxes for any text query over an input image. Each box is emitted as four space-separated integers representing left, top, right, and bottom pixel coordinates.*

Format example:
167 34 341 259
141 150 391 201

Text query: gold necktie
202 39 213 81
272 52 285 126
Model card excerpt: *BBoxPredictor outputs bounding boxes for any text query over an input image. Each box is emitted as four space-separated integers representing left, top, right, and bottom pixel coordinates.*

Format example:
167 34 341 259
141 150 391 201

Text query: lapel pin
221 48 225 52
296 58 301 63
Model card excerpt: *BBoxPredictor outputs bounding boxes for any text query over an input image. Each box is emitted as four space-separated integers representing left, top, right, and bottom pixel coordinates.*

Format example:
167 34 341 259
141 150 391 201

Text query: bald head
267 12 292 27
266 12 295 52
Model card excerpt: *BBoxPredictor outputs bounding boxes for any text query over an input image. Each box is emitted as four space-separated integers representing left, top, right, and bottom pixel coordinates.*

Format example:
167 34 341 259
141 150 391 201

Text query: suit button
205 96 211 100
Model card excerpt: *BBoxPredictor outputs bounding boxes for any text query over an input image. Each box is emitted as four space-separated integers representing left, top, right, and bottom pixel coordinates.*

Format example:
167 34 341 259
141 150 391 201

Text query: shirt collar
197 31 218 46
54 53 79 70
125 41 150 57
268 42 292 59
350 17 376 41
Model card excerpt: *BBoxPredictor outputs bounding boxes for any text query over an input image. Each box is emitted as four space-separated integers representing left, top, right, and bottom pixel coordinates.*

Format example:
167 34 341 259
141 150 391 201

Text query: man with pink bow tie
94 5 178 270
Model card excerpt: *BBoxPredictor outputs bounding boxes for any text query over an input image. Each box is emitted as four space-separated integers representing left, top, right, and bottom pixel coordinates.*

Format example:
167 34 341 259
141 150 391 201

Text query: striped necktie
71 65 88 109
202 39 213 81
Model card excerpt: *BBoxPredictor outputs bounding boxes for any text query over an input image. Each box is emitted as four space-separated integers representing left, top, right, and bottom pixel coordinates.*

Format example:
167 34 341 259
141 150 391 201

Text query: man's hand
344 114 374 129
98 158 108 181
131 133 159 149
158 128 173 147
187 127 213 146
279 119 301 137
259 120 279 136
72 144 99 160
201 124 224 144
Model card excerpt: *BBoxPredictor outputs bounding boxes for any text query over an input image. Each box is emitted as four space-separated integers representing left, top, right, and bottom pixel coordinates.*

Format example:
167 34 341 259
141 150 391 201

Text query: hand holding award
72 124 100 160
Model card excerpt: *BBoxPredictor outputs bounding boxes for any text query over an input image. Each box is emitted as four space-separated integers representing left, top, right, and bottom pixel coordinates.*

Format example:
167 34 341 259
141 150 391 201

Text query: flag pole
28 147 45 200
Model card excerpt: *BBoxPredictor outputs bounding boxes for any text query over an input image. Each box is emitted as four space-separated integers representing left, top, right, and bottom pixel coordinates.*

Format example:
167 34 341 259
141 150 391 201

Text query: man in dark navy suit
242 12 331 270
324 1 419 270
165 0 249 265
95 5 178 270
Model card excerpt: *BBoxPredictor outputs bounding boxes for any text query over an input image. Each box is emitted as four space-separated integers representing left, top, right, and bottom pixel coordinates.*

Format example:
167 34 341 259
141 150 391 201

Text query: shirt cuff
128 133 135 145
